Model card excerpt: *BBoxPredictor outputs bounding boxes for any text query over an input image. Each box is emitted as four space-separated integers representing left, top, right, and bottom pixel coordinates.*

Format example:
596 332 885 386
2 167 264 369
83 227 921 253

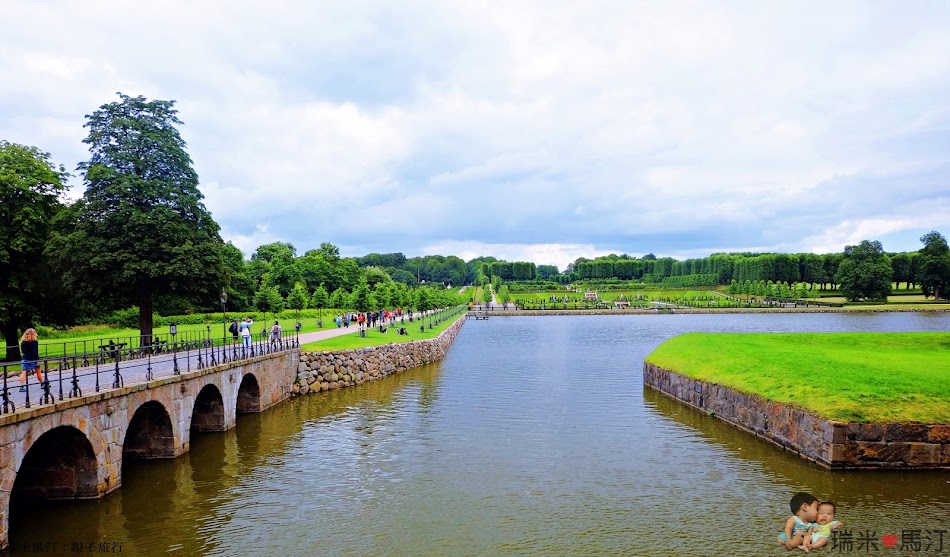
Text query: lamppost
170 322 179 374
220 289 228 344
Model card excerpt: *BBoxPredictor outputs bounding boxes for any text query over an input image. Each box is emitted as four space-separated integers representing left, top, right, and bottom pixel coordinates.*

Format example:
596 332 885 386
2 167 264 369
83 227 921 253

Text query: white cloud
804 218 925 255
422 240 616 272
3 0 950 261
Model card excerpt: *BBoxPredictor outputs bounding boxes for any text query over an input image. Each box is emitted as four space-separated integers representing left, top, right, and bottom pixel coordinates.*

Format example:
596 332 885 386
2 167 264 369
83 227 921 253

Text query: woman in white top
240 318 253 348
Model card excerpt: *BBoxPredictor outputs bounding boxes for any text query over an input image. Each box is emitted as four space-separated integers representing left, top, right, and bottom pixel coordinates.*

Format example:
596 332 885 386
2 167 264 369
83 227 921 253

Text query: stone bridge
0 348 299 549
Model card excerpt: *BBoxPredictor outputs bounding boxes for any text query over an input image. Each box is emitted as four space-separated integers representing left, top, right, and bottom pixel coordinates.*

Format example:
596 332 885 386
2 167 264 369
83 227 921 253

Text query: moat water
10 313 950 556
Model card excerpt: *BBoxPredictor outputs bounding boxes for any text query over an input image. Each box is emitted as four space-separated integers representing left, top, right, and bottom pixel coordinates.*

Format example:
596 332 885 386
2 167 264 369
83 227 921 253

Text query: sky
3 1 950 271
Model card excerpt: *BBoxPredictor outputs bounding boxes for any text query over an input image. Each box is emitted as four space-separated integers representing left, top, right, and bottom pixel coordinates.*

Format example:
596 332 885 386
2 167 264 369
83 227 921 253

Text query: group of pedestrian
228 317 284 348
333 309 405 330
229 317 255 348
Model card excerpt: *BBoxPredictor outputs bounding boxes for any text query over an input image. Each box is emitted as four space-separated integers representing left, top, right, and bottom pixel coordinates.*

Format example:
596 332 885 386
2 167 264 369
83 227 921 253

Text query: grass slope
645 332 950 423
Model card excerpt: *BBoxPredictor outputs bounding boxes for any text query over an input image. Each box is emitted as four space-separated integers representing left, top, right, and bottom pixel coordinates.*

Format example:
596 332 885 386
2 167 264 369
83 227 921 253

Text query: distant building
584 290 598 301
614 294 630 308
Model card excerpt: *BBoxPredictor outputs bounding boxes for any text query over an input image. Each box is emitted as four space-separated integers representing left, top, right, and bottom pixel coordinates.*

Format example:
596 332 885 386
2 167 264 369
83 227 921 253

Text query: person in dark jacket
19 328 43 391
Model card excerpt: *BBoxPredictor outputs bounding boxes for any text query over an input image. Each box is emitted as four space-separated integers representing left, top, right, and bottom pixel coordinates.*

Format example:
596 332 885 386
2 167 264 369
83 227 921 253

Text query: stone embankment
293 318 466 394
643 363 950 469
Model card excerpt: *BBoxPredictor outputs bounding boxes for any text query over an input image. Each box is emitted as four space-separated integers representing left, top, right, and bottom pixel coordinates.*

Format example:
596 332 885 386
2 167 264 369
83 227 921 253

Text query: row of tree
562 238 950 299
727 280 818 301
4 92 949 360
1 94 474 360
253 277 465 323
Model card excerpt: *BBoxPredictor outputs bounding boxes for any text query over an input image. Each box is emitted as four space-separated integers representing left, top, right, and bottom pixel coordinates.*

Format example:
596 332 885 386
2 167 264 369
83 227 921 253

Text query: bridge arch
8 425 99 538
123 401 176 461
236 373 261 413
0 349 298 549
192 384 226 433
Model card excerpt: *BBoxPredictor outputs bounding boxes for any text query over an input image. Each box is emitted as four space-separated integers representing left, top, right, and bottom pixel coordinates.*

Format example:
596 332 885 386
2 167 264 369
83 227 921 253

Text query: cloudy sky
3 1 949 270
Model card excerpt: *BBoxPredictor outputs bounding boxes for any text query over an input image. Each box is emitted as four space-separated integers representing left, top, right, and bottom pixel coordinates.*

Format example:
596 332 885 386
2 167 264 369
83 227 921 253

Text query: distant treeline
563 251 927 290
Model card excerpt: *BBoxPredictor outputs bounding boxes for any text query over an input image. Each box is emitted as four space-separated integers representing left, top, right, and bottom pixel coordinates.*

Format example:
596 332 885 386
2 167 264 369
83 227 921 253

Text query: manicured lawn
646 332 950 423
301 309 468 351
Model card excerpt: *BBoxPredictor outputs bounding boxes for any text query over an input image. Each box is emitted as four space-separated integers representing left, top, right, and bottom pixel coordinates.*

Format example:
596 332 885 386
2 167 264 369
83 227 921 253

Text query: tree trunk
139 287 153 348
3 322 21 362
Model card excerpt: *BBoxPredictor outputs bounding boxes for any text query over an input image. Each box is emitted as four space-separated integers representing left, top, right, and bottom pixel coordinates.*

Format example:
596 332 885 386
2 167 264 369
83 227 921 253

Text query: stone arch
10 426 99 515
236 373 261 413
192 384 226 432
123 401 176 460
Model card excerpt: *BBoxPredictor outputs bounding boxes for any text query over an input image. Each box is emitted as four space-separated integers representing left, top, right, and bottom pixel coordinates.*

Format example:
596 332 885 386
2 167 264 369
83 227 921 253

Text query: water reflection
7 313 950 556
643 387 950 549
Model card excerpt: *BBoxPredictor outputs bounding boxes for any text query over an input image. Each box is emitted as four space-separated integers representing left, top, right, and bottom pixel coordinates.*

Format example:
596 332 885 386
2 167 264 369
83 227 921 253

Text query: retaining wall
294 318 466 394
643 363 950 469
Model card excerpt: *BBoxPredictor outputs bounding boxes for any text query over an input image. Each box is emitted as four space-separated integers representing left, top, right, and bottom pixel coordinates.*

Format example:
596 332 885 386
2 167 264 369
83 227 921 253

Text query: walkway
295 310 437 344
3 337 293 413
4 310 445 414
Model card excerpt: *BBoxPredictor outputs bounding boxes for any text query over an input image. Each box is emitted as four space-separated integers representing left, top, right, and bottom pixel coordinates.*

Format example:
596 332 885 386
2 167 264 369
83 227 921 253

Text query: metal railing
0 331 299 415
2 330 216 363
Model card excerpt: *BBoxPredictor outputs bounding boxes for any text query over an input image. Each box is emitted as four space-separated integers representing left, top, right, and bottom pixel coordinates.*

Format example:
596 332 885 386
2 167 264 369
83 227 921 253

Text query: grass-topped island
644 332 950 469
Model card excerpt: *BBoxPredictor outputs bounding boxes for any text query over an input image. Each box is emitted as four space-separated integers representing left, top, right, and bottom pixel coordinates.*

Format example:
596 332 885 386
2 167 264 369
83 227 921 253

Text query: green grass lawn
646 332 950 423
301 309 467 351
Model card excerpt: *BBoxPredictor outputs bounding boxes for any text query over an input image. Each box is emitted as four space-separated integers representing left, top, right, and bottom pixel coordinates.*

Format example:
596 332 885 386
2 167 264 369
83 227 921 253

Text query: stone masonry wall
295 317 466 395
643 363 950 469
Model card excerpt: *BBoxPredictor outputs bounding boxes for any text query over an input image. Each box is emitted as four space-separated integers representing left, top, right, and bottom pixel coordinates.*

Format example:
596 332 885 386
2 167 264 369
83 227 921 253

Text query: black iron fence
3 330 216 363
0 330 299 415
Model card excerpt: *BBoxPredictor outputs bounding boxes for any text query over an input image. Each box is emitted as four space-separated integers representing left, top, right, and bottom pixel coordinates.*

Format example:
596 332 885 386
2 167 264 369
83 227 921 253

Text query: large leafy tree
298 252 335 292
251 242 300 296
918 231 950 300
0 141 72 359
374 281 394 309
310 285 329 323
48 93 227 343
797 253 824 290
536 264 559 281
835 240 892 302
889 253 913 290
350 277 374 313
222 243 255 311
329 287 349 310
253 285 284 324
363 265 391 288
285 281 309 320
316 242 340 263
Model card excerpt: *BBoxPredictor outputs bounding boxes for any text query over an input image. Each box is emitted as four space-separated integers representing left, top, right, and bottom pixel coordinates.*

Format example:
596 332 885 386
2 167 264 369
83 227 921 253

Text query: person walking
229 318 240 345
270 321 282 346
19 328 42 392
240 317 253 349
